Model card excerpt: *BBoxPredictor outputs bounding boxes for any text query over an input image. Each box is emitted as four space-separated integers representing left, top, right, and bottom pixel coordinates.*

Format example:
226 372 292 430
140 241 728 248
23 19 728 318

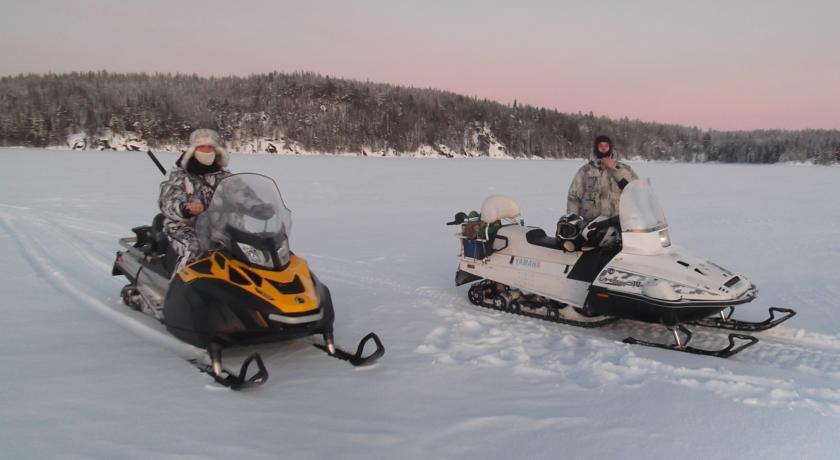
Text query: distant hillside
1 71 838 163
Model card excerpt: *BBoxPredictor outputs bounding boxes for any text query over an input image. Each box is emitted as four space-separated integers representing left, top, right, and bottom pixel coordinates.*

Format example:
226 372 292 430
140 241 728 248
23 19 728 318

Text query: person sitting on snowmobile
562 135 638 250
159 128 232 270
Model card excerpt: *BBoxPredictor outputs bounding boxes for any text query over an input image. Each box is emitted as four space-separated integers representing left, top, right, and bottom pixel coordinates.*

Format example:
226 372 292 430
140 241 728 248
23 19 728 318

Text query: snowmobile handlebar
590 215 620 230
446 212 468 226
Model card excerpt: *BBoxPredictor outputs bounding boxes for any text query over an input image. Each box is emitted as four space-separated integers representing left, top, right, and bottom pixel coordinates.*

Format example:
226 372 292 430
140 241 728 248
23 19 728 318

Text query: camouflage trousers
165 224 202 274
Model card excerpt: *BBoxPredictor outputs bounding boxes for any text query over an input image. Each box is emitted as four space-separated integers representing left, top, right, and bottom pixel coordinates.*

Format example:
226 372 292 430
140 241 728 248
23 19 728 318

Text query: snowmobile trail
0 215 209 367
0 209 118 277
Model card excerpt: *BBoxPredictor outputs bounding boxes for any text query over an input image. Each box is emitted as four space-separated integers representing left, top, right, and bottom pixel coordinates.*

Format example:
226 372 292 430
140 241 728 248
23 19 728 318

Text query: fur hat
179 128 230 168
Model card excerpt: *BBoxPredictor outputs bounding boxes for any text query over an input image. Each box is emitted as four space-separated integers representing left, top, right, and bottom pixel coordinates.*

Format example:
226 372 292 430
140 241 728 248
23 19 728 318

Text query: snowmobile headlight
237 242 273 268
659 229 671 247
276 237 290 267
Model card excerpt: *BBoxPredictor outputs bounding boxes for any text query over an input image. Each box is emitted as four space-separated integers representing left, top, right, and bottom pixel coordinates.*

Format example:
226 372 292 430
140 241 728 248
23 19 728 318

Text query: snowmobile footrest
691 307 796 332
315 332 385 366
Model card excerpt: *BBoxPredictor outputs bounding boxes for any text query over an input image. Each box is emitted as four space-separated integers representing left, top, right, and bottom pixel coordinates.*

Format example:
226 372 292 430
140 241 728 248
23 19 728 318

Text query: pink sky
1 0 837 130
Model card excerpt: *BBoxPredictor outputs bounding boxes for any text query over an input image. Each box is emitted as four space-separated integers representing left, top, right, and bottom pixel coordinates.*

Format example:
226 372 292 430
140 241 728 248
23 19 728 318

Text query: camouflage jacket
158 167 232 236
567 153 638 221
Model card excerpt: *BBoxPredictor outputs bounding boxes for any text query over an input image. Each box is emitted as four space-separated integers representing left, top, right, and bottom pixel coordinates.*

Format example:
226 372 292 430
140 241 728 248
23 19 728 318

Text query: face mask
194 150 216 166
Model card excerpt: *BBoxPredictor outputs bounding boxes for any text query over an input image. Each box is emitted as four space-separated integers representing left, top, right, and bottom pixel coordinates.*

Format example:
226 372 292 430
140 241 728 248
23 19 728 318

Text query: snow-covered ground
1 148 839 459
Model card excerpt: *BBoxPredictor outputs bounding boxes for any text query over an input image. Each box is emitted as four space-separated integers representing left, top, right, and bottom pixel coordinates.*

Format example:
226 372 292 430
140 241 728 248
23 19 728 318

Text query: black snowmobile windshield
619 178 668 233
195 173 293 255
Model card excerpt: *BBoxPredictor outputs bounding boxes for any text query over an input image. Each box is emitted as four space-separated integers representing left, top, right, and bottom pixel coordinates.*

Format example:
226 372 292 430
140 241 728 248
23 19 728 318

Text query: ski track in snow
0 211 208 367
5 149 840 460
308 253 840 417
4 202 840 417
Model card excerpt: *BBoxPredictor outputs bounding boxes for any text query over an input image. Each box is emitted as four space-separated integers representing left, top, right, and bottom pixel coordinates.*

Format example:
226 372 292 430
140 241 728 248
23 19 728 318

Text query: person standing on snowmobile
159 128 232 269
560 135 638 251
567 135 638 221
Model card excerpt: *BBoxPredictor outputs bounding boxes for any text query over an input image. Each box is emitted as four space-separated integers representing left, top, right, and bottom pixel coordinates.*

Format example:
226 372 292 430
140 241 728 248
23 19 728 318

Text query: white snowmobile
448 178 795 358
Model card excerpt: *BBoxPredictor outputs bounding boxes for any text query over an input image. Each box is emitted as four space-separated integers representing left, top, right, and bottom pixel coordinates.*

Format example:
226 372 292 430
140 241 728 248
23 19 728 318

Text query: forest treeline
1 71 838 163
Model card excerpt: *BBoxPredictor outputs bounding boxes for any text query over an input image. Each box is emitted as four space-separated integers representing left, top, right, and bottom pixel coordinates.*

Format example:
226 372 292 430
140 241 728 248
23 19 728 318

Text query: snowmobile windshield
619 178 668 233
195 173 292 254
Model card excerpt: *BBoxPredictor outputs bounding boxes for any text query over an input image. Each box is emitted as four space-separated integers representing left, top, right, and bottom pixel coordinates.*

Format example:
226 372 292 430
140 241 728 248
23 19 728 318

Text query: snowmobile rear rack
314 332 385 367
623 324 759 358
690 307 796 332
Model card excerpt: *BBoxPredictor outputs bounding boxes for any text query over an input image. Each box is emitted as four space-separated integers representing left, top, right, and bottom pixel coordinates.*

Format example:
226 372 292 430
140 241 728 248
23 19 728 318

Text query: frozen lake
1 148 839 459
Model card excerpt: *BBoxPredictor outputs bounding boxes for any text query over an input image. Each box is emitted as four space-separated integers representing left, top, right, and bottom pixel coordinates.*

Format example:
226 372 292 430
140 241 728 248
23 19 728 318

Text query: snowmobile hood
596 246 756 305
177 251 321 316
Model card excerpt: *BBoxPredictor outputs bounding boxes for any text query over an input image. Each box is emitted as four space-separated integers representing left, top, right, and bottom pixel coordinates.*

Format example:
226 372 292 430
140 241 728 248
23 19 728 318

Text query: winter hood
178 129 230 169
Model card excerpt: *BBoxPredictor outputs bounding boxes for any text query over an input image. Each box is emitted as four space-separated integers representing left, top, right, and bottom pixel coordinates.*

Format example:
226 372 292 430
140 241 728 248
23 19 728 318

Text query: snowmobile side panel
585 286 747 325
459 256 591 308
566 246 621 283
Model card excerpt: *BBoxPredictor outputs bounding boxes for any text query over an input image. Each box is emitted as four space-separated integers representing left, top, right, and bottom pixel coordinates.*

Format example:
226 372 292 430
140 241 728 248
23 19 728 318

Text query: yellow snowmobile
113 173 384 389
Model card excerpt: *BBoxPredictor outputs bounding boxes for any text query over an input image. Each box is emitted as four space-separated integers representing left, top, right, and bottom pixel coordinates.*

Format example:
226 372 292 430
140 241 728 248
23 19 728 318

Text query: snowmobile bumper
164 271 336 348
585 285 757 325
455 269 482 286
163 252 336 348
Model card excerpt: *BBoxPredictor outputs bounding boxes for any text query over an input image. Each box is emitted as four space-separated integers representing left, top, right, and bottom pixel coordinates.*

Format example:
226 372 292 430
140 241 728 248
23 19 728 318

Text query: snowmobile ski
690 307 796 332
623 324 759 358
313 332 385 366
191 343 269 390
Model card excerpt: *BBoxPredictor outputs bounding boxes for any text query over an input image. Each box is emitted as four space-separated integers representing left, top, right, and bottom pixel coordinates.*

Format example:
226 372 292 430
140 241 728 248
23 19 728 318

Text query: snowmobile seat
526 228 562 250
141 213 178 276
131 225 153 249
149 214 169 254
